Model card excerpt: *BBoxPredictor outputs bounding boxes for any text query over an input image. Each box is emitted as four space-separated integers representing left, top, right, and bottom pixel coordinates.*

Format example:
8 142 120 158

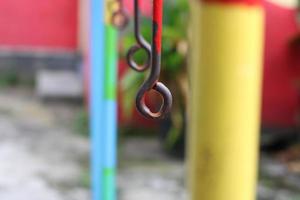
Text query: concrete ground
0 87 300 200
0 88 90 200
118 138 186 200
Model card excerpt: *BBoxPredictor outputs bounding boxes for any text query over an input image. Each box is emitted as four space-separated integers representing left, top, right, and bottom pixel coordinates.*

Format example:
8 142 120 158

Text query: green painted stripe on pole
104 24 118 100
103 168 116 200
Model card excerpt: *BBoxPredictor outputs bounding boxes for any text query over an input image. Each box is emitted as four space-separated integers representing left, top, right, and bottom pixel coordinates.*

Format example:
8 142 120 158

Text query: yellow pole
188 0 264 200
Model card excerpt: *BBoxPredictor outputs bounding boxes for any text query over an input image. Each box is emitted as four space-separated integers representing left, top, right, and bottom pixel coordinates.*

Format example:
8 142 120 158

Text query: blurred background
0 0 300 199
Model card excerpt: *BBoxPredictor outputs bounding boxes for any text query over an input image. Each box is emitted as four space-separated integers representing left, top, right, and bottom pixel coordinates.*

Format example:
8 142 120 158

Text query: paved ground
0 88 90 200
118 138 186 200
1 87 300 200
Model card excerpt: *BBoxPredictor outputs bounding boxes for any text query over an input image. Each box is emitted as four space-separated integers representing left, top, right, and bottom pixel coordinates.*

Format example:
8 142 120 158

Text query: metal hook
126 0 151 72
110 0 129 30
136 82 172 119
127 0 172 119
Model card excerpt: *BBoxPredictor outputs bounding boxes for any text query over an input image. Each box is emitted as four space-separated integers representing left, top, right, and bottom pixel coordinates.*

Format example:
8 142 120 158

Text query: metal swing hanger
127 0 172 119
110 0 129 29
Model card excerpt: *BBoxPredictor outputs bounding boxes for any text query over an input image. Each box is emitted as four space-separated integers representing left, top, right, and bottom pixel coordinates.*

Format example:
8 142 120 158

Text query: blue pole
90 0 118 199
90 0 105 199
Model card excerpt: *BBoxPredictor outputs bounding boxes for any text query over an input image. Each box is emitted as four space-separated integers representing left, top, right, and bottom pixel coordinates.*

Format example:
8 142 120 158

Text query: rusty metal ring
135 82 172 119
111 9 129 30
127 44 151 72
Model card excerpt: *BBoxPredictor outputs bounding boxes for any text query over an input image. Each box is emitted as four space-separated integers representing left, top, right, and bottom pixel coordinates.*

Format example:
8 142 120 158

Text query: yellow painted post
187 0 264 200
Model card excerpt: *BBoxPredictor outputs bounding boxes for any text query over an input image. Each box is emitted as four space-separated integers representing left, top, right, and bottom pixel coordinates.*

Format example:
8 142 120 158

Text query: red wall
0 0 78 50
262 1 300 127
124 0 151 16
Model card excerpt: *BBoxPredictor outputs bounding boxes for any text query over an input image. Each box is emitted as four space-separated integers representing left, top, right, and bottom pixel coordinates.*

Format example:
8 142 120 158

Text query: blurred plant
0 71 35 88
120 0 189 155
74 109 90 137
79 168 91 188
0 71 19 87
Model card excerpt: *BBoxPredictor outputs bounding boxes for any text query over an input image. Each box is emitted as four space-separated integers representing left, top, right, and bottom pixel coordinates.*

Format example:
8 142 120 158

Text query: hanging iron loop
126 0 151 72
128 0 172 119
110 0 129 29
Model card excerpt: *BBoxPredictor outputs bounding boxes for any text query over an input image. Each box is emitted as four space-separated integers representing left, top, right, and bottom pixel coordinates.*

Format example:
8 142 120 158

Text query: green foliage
161 0 189 74
0 71 35 88
74 109 90 137
79 168 90 188
0 71 19 87
121 70 145 117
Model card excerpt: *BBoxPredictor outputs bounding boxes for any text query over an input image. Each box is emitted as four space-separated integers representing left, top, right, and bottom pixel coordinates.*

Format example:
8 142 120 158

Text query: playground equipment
89 0 298 199
127 0 172 119
188 0 264 200
90 0 127 199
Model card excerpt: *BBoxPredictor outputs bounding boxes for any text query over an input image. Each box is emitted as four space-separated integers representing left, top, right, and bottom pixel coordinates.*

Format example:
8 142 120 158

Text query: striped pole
188 0 264 200
90 0 118 199
103 1 119 199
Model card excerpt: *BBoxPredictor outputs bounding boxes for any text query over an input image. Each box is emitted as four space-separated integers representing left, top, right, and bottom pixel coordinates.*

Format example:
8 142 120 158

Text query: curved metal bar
126 0 172 119
126 0 151 72
136 82 172 119
134 0 172 119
